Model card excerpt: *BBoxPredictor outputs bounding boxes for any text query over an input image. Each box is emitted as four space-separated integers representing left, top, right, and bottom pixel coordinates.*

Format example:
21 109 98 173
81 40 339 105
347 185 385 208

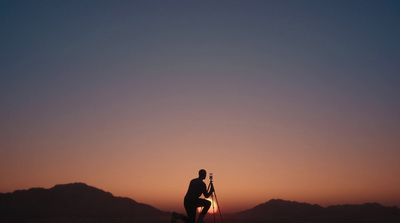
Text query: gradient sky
1 0 400 213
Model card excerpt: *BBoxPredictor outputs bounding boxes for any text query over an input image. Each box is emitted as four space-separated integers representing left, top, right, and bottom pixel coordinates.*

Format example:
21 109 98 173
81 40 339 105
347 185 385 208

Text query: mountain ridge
232 198 400 223
1 183 399 223
0 182 167 218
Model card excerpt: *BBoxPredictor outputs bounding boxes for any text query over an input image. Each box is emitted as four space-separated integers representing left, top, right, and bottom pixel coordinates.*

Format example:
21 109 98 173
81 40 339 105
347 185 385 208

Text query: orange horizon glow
1 164 400 214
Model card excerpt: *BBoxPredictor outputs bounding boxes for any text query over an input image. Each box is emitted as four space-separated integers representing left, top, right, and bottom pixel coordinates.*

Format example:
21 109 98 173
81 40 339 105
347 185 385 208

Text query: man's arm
203 183 214 198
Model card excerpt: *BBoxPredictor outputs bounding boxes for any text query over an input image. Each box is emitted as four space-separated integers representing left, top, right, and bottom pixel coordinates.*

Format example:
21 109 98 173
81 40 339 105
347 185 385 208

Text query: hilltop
0 183 169 223
1 183 399 223
230 199 400 223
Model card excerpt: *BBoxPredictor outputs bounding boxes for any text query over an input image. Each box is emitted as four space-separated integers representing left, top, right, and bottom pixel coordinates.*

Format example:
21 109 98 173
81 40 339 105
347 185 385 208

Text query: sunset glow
197 199 217 214
1 0 399 214
208 199 218 214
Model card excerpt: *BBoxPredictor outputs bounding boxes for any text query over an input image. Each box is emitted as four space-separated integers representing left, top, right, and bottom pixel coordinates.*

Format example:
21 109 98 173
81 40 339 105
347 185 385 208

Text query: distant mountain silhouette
0 183 168 222
236 199 324 219
2 184 400 223
232 199 400 223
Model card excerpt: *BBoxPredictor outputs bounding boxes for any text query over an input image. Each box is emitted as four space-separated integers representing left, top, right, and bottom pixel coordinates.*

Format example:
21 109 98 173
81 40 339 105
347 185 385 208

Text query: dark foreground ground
2 215 400 223
0 216 170 223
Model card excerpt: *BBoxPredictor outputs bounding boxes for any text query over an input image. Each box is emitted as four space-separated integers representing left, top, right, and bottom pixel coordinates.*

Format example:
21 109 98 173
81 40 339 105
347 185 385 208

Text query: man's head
199 169 207 180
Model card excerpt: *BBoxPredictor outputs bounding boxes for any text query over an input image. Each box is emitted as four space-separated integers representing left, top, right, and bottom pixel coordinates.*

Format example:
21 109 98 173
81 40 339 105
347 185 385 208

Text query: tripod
207 179 223 223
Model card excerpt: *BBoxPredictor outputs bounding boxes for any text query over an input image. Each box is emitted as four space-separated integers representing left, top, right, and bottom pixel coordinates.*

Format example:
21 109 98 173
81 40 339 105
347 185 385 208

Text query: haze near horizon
1 0 399 213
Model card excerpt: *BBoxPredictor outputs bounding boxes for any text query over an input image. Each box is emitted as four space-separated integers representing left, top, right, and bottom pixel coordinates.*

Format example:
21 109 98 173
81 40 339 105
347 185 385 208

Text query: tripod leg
208 182 217 223
213 190 223 223
212 194 215 223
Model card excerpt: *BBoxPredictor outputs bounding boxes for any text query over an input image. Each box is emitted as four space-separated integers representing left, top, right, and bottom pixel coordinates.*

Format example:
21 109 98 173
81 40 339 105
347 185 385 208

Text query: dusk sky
1 0 399 213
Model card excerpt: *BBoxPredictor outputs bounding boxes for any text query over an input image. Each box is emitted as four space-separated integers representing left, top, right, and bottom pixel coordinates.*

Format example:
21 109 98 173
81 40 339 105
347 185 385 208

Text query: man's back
185 178 206 200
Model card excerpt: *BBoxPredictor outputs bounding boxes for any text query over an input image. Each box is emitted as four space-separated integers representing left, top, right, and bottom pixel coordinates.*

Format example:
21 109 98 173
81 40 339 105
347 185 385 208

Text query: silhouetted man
172 169 214 223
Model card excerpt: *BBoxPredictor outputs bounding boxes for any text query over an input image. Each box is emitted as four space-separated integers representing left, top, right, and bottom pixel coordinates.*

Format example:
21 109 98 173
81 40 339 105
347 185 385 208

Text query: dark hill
233 199 400 223
2 184 400 223
0 182 168 220
234 199 325 222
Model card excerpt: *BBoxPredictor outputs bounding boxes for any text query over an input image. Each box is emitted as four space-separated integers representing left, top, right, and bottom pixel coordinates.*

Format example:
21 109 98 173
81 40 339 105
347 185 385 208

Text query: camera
209 173 213 181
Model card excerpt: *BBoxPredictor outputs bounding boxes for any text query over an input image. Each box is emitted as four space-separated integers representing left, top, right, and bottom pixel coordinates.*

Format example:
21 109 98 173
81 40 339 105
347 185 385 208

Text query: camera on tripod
209 173 213 181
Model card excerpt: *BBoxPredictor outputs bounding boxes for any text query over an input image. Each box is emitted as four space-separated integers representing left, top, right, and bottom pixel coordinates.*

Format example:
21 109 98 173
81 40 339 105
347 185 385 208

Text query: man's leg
196 199 211 223
171 212 189 223
184 201 197 223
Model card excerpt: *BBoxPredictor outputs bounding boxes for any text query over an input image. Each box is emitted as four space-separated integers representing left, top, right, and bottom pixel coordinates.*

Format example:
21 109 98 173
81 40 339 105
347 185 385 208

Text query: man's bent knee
205 200 211 209
199 199 211 216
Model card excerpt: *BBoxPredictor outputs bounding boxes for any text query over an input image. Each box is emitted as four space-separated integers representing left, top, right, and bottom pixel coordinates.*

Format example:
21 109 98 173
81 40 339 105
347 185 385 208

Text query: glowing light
197 198 218 214
208 198 218 214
